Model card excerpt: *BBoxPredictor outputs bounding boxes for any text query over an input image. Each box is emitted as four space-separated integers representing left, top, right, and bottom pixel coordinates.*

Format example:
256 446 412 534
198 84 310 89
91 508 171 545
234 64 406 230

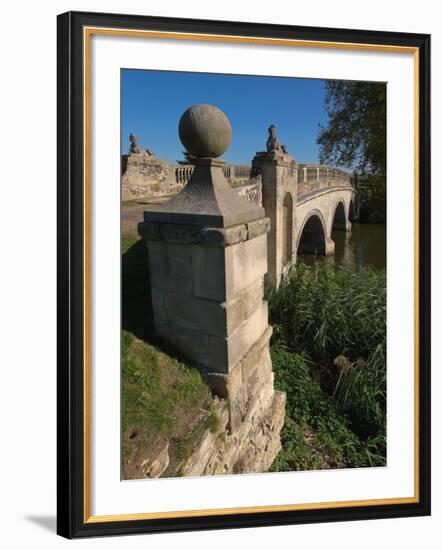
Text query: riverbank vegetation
267 261 387 470
356 174 386 224
317 80 386 223
121 233 387 475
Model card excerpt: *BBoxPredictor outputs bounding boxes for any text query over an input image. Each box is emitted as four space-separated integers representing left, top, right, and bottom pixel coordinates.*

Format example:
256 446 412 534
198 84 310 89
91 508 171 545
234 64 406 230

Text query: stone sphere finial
178 104 232 159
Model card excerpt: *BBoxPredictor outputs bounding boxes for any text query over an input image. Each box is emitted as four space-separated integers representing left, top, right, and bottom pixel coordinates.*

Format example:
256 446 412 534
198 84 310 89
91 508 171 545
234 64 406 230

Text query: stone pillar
325 237 335 255
252 150 297 288
139 104 285 436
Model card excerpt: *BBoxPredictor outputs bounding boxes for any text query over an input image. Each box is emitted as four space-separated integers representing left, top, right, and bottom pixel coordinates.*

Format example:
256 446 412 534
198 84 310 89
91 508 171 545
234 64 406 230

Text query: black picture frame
57 10 431 539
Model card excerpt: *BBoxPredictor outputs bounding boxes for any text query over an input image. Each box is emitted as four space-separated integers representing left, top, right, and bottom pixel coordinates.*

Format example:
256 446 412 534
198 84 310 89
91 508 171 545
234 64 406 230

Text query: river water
302 223 386 271
332 223 386 270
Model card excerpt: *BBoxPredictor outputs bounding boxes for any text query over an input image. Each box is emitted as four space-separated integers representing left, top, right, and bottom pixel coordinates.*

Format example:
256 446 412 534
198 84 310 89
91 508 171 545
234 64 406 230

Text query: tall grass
267 261 386 362
267 261 387 468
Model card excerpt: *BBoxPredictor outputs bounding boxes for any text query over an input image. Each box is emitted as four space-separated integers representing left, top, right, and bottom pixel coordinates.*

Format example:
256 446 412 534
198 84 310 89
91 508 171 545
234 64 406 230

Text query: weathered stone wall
140 219 271 380
232 176 262 206
122 154 262 205
180 389 285 476
122 153 186 201
137 386 285 478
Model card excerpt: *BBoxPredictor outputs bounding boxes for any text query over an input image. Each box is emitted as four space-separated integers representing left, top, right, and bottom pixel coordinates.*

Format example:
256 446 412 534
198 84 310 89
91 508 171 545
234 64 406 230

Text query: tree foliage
317 81 386 177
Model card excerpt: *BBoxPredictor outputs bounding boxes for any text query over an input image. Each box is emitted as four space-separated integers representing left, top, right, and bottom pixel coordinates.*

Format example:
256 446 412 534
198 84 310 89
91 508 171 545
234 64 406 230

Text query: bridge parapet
175 165 194 184
173 163 252 185
297 164 353 197
173 164 260 202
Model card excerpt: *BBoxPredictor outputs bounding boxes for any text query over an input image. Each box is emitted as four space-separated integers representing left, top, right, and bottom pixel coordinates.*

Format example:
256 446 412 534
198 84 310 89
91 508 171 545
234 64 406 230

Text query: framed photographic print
57 10 431 538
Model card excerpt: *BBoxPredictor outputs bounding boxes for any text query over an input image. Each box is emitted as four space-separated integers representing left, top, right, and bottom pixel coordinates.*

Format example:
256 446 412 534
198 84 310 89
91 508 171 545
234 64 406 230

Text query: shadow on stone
122 239 153 342
121 239 195 365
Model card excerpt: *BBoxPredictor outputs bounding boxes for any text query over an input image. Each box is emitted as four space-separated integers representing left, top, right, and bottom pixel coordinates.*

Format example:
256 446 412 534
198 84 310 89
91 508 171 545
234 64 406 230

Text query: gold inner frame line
82 26 420 524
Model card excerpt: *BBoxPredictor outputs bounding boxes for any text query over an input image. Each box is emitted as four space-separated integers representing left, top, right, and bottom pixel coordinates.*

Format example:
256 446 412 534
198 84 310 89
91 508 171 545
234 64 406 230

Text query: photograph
55 11 430 537
1 1 437 547
120 69 387 480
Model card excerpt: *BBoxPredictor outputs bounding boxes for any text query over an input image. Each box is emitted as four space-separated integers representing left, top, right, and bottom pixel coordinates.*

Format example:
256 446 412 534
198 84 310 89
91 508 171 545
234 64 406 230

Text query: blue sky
121 69 327 165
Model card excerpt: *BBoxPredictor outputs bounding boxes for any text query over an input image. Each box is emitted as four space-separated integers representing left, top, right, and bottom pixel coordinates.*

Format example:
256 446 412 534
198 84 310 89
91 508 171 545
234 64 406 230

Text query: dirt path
122 197 169 235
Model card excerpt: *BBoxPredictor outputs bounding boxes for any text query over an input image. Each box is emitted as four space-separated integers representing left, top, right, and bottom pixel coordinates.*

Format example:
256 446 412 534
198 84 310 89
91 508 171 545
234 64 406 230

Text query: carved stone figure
266 125 283 153
129 133 143 154
129 133 154 156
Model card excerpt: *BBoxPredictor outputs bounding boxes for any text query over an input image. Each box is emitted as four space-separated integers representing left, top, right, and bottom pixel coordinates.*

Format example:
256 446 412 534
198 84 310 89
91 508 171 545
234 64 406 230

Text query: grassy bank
267 261 386 470
122 331 214 478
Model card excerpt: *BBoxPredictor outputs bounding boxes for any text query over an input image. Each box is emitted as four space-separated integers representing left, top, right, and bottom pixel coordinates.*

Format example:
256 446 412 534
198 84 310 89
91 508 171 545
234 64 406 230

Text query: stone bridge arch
294 188 355 263
296 209 331 256
331 200 347 231
328 197 353 234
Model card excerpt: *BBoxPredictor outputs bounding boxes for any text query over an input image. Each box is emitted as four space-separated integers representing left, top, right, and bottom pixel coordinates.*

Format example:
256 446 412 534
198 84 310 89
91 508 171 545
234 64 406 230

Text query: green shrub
271 346 365 469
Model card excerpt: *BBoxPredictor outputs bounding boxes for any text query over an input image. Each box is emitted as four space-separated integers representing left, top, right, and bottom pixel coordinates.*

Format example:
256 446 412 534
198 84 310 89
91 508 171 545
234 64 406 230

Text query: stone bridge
125 128 356 288
252 150 356 287
173 158 356 288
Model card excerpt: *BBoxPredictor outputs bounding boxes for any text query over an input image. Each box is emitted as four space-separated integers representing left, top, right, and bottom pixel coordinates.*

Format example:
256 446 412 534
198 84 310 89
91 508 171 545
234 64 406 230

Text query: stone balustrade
174 164 252 186
297 164 352 197
123 151 352 204
175 166 194 184
172 162 353 204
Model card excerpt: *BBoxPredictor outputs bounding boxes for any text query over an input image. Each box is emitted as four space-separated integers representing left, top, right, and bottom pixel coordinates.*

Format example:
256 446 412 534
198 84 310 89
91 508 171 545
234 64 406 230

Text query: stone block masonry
139 104 285 472
252 148 298 288
122 152 186 201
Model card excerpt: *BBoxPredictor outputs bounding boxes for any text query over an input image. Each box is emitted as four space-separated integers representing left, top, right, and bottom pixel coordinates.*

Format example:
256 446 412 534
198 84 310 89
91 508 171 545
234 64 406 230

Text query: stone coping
139 216 270 247
297 185 356 205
